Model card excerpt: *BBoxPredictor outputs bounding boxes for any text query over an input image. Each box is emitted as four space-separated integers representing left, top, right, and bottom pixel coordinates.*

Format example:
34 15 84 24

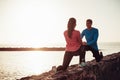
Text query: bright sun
4 0 65 47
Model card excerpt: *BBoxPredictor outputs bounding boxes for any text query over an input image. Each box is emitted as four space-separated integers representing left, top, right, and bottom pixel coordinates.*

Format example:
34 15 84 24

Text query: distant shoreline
0 47 65 51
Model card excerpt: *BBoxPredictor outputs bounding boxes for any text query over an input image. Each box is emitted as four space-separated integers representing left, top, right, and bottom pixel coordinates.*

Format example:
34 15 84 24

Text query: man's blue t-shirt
81 27 99 51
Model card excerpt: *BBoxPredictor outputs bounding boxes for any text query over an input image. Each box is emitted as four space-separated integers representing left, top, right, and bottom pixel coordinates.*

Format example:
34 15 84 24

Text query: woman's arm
77 31 83 45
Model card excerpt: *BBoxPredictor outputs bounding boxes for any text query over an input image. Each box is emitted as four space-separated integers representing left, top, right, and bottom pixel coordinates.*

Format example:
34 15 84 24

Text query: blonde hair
67 18 76 38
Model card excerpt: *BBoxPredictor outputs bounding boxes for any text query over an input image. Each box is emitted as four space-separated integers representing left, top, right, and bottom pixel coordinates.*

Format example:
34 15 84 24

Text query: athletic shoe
79 62 86 67
52 66 57 73
100 52 103 59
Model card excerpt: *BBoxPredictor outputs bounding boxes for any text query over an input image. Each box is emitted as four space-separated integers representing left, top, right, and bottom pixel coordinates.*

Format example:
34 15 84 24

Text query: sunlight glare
1 0 65 47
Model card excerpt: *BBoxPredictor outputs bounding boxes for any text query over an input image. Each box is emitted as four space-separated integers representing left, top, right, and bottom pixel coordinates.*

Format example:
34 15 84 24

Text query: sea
0 42 120 80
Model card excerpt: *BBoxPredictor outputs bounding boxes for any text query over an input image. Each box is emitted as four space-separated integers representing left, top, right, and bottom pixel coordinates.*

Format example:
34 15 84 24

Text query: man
80 19 103 63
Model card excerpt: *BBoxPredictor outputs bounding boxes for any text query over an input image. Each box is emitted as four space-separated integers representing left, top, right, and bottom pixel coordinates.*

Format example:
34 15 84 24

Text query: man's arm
81 30 85 39
87 29 99 45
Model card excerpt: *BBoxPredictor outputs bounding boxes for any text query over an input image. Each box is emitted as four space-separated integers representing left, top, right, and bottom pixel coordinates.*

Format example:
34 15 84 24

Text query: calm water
0 43 120 80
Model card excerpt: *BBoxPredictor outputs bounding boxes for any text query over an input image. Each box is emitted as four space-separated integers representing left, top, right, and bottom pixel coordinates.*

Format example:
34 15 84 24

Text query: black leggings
79 45 101 63
61 45 85 71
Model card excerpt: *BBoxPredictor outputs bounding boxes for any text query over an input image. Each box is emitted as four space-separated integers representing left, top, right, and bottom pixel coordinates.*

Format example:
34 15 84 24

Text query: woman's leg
62 51 73 71
57 52 73 71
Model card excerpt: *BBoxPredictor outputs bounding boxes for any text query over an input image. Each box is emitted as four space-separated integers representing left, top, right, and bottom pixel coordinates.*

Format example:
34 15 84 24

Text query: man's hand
82 42 87 45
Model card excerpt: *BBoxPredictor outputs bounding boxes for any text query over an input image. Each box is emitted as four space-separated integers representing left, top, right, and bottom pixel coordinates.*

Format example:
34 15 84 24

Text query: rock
19 52 120 80
18 77 31 80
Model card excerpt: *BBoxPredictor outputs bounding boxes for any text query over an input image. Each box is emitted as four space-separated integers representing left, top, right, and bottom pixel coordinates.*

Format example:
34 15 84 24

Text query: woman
57 18 85 71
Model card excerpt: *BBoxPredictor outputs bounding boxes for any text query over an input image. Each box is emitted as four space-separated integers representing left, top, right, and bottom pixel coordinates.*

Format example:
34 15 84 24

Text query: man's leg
79 51 86 64
79 45 86 64
85 45 101 62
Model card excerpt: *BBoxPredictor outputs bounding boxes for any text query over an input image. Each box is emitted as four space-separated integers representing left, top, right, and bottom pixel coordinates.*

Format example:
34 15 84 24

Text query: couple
57 18 103 71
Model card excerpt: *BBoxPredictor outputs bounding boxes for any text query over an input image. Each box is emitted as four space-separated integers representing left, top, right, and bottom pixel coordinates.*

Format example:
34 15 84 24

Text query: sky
0 0 120 47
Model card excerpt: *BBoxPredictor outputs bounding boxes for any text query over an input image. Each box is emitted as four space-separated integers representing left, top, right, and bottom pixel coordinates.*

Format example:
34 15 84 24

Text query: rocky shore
19 52 120 80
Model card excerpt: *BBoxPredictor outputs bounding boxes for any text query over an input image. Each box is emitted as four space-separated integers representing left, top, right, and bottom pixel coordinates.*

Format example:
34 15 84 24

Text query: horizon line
0 47 65 51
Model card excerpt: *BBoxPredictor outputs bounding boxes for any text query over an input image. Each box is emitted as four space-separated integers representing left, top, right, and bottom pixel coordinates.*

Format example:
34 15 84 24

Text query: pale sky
0 0 120 47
